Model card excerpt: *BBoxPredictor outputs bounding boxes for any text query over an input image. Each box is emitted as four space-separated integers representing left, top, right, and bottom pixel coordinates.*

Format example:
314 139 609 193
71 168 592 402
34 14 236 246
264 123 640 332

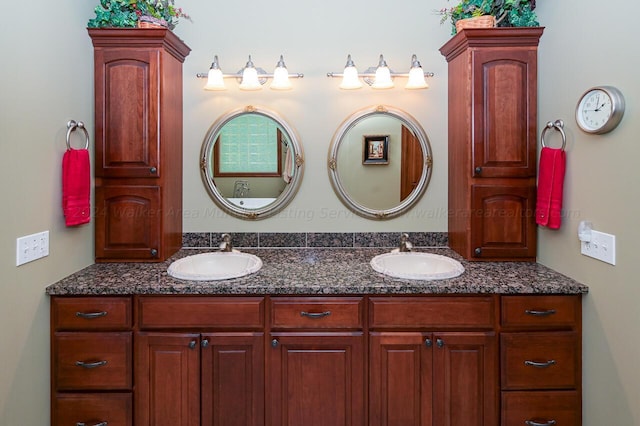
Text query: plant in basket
88 0 191 30
437 0 538 34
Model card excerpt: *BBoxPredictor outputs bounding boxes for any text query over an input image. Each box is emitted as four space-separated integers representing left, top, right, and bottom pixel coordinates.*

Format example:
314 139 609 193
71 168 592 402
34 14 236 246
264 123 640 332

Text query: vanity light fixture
197 55 304 91
327 54 434 90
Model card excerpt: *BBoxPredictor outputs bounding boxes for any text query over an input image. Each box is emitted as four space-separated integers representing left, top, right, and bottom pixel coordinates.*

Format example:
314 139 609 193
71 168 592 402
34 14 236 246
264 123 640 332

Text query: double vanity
47 244 587 426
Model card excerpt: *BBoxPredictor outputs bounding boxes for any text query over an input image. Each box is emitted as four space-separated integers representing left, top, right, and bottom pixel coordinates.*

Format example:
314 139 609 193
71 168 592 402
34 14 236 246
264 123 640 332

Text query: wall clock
575 86 625 134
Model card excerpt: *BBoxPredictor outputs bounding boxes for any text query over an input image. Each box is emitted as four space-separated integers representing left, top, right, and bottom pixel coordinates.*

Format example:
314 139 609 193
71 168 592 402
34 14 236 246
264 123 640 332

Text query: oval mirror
201 105 304 219
328 105 433 219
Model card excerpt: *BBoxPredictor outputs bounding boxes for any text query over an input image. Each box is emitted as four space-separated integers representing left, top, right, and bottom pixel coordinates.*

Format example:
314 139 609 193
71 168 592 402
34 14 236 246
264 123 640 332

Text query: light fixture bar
327 54 434 89
197 54 303 91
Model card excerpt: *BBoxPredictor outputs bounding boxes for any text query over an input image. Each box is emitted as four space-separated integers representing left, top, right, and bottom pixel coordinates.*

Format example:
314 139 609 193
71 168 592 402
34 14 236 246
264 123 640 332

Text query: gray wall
0 0 638 424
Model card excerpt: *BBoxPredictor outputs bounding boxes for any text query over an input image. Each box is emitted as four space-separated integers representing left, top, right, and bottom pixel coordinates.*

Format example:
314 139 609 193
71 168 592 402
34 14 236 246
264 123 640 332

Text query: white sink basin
370 252 464 280
167 252 262 281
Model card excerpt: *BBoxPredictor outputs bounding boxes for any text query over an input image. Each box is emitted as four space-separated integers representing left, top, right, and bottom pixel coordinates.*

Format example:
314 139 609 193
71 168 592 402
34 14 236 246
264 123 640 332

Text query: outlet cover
581 230 616 265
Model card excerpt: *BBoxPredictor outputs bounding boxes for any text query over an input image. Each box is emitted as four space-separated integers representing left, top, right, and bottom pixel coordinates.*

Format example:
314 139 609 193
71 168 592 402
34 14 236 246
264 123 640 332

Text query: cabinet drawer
271 297 363 329
53 392 132 426
501 332 579 390
138 296 265 329
501 295 580 329
52 296 132 330
502 391 580 426
54 332 132 390
369 296 495 329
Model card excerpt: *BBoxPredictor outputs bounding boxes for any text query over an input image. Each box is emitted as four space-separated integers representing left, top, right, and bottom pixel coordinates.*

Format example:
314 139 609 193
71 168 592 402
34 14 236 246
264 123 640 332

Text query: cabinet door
470 184 536 260
201 332 264 426
432 332 498 426
94 49 160 178
369 332 433 426
268 332 365 426
135 333 200 426
95 185 161 260
471 49 537 178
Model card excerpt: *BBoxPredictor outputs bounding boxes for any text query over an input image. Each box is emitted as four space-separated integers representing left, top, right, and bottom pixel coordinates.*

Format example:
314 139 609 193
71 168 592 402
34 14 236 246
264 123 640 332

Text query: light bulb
339 54 363 90
270 55 292 90
239 55 262 91
203 55 226 91
371 54 394 89
405 54 429 90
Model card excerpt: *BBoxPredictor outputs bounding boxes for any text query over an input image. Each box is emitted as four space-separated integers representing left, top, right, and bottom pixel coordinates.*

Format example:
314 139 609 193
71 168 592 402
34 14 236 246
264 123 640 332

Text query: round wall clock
575 86 625 134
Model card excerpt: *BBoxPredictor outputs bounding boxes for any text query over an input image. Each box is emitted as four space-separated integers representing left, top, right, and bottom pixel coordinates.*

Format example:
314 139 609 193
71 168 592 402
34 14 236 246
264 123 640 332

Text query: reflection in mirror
201 106 304 219
328 105 433 219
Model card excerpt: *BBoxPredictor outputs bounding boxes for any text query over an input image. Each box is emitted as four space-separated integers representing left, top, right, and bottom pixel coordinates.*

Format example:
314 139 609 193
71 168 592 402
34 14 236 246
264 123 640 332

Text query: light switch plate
16 231 49 266
581 230 616 265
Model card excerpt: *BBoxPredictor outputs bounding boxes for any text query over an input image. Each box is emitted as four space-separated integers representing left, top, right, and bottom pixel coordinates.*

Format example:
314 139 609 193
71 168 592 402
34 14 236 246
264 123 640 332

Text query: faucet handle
219 233 233 252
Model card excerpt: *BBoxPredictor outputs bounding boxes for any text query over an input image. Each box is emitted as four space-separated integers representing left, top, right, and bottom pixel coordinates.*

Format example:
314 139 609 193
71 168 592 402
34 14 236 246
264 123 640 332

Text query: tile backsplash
183 232 448 249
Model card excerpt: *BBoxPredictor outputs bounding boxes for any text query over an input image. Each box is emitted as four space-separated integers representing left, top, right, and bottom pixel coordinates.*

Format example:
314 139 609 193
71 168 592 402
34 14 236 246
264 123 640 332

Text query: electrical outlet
581 230 616 265
16 231 49 266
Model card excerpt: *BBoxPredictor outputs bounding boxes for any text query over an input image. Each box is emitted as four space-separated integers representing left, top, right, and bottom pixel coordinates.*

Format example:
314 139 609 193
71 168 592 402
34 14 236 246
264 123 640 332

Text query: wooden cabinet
268 297 366 425
135 297 265 426
50 293 581 426
89 29 190 262
440 28 544 261
369 297 498 426
51 296 133 426
500 295 582 426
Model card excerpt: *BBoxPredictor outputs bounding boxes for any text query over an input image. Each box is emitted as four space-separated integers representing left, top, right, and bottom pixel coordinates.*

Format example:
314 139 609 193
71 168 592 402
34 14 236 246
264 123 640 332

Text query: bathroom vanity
47 248 587 426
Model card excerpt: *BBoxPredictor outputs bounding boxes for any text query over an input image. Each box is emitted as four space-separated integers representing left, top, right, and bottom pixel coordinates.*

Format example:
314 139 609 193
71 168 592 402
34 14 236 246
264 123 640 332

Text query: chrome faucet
398 233 413 252
219 233 233 252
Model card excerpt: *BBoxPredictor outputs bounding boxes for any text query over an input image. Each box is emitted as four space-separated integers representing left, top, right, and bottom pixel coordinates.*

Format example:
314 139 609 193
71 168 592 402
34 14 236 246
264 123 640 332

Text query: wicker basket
455 15 496 33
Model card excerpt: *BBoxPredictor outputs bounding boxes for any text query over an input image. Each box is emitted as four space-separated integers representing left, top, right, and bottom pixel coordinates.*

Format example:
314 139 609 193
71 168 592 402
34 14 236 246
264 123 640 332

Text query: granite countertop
45 248 589 296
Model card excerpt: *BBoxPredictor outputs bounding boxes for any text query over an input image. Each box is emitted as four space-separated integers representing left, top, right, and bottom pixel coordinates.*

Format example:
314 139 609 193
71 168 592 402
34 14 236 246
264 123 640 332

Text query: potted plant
438 0 538 34
88 0 190 30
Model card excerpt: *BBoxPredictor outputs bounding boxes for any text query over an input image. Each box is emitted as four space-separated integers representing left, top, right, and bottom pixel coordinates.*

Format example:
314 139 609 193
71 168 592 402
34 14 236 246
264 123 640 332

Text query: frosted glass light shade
340 66 363 89
371 54 394 89
270 55 292 90
239 56 262 91
204 68 226 91
405 54 429 90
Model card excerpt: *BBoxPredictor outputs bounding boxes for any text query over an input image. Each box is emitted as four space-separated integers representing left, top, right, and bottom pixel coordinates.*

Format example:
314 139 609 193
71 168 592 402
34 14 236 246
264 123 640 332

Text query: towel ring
66 120 90 150
540 119 566 151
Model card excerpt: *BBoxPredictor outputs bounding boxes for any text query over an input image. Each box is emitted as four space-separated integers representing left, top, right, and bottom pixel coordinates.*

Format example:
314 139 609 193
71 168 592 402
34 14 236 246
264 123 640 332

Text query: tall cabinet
440 28 544 261
89 29 190 262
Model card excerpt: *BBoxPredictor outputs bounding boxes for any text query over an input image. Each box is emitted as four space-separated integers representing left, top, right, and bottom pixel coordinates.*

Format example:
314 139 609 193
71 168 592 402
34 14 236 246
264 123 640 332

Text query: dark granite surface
46 247 589 296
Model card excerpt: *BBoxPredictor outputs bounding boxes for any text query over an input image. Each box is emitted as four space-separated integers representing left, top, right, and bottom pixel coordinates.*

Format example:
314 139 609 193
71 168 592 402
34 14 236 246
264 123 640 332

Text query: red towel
62 148 91 226
536 147 566 229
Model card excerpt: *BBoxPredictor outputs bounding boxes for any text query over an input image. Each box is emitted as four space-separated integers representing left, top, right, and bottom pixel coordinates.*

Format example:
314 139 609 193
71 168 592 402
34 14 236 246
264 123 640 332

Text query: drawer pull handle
524 359 556 368
76 422 108 426
525 309 557 317
300 311 331 319
75 360 107 369
75 311 108 319
525 420 556 426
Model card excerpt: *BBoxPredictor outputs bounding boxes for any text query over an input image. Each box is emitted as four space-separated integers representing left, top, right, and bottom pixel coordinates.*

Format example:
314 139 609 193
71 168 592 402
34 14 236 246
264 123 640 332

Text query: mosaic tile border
183 232 448 249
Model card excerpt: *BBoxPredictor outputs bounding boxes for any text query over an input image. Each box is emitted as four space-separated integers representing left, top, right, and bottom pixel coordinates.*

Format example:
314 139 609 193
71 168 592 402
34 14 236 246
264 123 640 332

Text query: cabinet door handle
474 247 482 256
425 338 433 347
201 339 209 348
188 340 197 349
150 167 157 174
150 248 158 257
76 422 108 426
525 309 557 317
75 311 108 319
524 359 556 368
436 338 444 348
475 166 482 174
271 339 279 348
75 360 107 369
525 420 556 426
300 311 331 319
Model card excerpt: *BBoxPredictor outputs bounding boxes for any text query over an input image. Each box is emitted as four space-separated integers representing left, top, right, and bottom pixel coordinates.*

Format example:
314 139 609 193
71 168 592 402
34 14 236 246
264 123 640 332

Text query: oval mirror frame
200 105 304 220
328 105 433 220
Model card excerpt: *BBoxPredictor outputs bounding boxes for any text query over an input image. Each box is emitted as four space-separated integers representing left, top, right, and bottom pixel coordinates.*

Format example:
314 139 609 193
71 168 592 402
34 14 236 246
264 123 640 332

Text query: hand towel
535 147 566 229
283 146 293 184
62 148 91 226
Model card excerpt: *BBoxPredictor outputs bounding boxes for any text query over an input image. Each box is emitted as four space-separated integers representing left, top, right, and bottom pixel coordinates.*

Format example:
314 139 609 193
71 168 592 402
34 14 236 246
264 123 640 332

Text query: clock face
575 86 625 134
577 89 612 131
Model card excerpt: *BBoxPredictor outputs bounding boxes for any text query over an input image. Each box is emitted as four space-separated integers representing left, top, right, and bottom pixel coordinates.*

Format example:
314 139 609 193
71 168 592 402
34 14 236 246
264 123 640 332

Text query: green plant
88 0 191 30
437 0 538 34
